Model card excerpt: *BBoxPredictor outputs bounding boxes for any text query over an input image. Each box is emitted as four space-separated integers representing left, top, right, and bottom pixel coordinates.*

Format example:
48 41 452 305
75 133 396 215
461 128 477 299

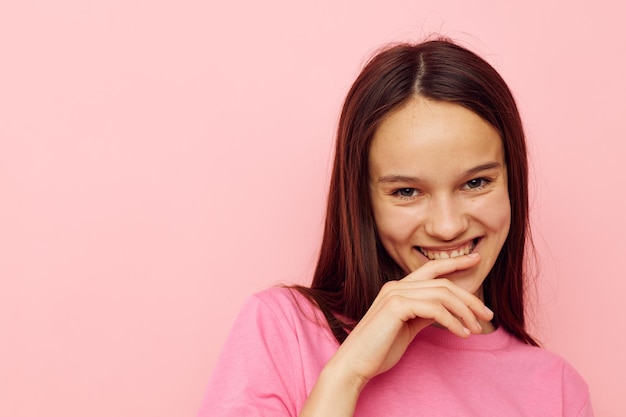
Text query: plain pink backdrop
1 0 624 415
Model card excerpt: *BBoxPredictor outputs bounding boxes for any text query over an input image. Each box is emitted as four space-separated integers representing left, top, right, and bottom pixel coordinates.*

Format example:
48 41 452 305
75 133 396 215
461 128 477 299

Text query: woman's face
368 96 510 298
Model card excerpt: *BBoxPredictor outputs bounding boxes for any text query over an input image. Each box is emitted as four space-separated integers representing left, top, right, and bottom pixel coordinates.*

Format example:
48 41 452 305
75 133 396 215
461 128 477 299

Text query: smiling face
369 96 510 298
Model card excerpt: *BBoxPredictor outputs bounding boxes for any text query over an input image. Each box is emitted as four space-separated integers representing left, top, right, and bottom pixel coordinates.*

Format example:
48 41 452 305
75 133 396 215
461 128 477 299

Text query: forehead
368 97 504 179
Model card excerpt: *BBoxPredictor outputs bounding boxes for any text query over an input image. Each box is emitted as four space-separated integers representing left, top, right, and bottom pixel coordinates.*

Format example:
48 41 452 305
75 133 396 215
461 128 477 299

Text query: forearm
299 359 365 417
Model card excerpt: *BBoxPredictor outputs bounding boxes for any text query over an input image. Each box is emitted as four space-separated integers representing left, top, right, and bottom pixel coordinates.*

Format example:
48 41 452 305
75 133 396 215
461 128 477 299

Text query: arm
299 253 494 416
562 361 594 417
197 293 303 417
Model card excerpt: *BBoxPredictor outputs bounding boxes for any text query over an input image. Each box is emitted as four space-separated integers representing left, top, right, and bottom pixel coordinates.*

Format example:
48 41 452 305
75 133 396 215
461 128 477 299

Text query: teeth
419 240 476 260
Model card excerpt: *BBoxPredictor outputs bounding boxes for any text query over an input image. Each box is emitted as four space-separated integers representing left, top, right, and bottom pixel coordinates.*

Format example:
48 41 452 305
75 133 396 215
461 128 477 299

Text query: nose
424 194 468 241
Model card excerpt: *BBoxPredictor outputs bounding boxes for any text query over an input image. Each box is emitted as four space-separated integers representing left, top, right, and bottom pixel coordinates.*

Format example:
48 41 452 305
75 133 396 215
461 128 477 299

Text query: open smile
417 238 480 260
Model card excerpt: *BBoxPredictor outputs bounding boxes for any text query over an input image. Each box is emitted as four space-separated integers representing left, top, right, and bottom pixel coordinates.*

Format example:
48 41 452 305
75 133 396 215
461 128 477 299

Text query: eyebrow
376 162 503 184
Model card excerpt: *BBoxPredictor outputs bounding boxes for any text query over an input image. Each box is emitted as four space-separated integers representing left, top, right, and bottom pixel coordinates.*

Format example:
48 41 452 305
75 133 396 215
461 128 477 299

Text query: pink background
1 1 624 415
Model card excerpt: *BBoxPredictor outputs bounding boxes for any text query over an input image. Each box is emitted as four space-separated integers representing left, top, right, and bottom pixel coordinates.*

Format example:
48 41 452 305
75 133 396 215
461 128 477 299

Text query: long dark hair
295 38 538 346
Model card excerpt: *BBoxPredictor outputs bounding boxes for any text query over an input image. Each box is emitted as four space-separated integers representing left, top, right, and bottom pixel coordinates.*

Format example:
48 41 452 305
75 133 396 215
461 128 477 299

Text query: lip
415 238 481 260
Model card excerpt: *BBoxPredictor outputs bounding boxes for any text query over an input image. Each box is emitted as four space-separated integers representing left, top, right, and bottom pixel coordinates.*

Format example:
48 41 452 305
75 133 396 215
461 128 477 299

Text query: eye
393 188 419 198
463 178 491 190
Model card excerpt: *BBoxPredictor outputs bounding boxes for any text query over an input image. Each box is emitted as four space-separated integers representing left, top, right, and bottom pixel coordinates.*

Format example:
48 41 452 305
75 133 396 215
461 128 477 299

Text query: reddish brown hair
296 38 538 346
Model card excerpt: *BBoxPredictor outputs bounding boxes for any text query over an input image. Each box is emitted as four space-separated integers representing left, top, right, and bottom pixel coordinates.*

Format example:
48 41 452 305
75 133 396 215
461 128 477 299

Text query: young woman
198 38 593 416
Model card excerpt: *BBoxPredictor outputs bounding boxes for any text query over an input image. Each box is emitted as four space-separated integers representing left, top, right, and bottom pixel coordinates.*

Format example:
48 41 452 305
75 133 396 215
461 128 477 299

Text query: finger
421 278 494 323
387 285 484 334
403 253 481 282
403 298 472 338
385 277 494 324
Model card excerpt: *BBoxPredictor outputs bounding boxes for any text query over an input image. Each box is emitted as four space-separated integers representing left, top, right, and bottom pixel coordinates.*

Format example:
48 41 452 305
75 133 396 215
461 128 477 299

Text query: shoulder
238 286 335 343
246 286 322 323
504 335 581 372
198 287 329 416
506 336 583 373
250 286 308 309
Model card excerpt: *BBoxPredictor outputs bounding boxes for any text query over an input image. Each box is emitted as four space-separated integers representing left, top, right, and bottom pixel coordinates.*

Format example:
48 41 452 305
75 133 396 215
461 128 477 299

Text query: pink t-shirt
198 287 593 416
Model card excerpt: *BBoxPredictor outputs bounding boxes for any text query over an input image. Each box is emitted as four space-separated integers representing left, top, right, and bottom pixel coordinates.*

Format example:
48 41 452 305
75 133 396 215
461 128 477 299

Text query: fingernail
467 253 479 258
474 320 483 333
484 306 494 316
463 327 471 336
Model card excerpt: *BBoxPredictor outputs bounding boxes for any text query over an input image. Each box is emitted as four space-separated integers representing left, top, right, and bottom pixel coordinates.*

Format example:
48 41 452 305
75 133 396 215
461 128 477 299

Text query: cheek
372 205 419 246
481 194 511 239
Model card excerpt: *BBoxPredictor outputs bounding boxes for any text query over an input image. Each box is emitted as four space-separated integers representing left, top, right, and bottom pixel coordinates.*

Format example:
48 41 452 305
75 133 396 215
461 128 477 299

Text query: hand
327 253 494 390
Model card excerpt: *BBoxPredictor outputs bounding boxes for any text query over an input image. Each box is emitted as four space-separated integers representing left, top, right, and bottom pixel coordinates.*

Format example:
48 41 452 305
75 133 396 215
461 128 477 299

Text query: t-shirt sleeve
562 361 594 417
196 292 303 417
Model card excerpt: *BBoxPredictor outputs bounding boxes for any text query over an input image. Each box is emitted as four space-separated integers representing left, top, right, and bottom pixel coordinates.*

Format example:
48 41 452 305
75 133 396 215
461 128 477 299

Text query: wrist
299 357 366 417
320 355 369 394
